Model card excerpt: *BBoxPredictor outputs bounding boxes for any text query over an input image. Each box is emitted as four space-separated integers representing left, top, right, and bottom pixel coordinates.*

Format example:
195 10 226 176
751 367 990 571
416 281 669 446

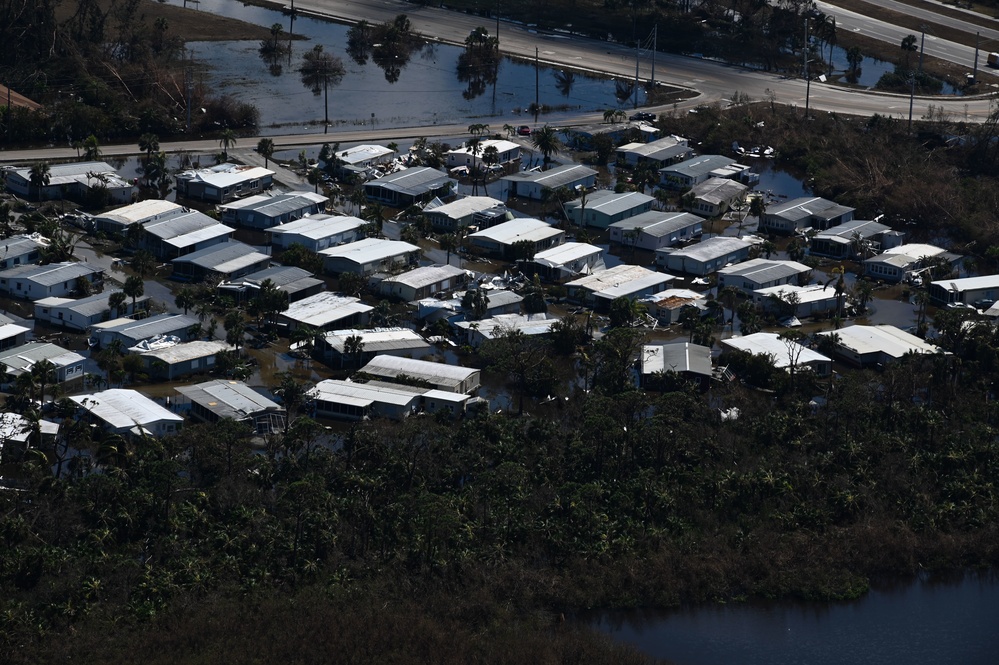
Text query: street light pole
805 63 812 120
908 73 916 132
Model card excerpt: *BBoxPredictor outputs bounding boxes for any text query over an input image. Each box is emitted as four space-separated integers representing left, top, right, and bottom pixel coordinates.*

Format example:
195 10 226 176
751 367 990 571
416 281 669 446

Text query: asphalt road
815 0 997 70
0 0 996 164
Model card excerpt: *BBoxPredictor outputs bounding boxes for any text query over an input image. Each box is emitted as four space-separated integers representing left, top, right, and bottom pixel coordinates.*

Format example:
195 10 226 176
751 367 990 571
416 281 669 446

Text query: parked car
517 125 533 136
629 111 657 122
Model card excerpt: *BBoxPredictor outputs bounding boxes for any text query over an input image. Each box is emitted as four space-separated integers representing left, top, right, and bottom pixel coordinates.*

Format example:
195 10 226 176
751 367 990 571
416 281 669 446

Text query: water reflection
162 0 642 133
588 571 999 665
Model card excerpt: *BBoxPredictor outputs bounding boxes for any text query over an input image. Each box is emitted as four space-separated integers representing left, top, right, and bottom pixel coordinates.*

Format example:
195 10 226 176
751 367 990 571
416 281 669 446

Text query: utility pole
803 18 810 119
185 51 193 133
918 27 926 74
973 31 980 83
495 0 500 50
650 25 657 88
535 47 539 123
5 81 10 144
803 17 809 79
634 37 640 109
908 74 916 132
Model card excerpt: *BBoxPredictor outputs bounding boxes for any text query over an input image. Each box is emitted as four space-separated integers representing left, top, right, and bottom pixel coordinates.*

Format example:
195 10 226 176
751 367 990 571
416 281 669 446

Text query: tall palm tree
900 34 918 70
108 291 127 318
175 287 196 315
123 275 145 312
138 133 159 161
342 334 365 369
219 128 236 161
300 45 346 134
139 133 161 186
28 162 51 201
531 125 562 170
82 134 102 161
130 249 155 278
257 137 276 167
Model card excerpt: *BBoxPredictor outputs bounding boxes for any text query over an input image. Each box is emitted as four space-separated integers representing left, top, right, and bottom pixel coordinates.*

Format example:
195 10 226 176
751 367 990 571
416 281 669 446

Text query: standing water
162 0 645 133
587 571 999 665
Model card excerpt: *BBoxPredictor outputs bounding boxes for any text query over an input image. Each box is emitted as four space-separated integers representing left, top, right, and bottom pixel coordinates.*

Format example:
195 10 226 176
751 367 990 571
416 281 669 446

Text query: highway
0 0 996 163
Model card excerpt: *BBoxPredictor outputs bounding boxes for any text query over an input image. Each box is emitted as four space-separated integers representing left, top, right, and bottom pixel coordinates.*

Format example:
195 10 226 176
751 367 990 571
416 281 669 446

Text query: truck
989 52 999 67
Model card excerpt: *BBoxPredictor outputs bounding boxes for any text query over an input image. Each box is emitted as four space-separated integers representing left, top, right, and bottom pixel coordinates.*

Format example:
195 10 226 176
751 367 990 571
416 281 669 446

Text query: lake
162 0 645 134
588 571 999 665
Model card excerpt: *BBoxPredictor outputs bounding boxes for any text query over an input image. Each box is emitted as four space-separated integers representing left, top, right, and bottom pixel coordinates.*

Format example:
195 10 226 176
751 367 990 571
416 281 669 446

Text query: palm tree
28 162 51 200
531 125 563 169
257 137 276 167
138 133 159 161
439 233 458 266
900 34 918 70
108 291 127 318
123 275 145 312
175 287 196 315
130 249 155 278
300 44 346 134
846 47 864 82
342 334 365 369
82 134 102 161
219 128 236 160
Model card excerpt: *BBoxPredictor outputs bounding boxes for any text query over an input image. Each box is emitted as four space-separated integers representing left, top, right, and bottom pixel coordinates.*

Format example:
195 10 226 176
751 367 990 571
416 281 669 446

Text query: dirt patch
53 0 278 42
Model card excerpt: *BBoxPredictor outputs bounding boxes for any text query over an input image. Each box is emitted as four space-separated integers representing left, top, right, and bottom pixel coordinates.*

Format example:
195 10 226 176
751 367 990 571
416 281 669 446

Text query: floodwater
587 570 999 665
823 44 962 96
162 0 645 133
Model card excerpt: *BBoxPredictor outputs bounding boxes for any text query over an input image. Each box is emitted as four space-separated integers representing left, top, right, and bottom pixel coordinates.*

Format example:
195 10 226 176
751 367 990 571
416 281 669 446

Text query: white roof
319 238 420 263
71 389 182 429
281 292 374 328
447 139 520 157
269 214 365 240
718 258 811 281
754 283 838 305
381 264 466 290
322 327 429 354
469 218 563 245
663 236 751 262
930 274 999 293
337 144 396 165
359 355 477 388
95 200 183 226
137 340 233 364
177 163 274 188
163 223 233 249
0 342 84 375
531 242 603 267
310 379 420 408
566 264 674 297
424 196 504 219
176 380 282 419
881 243 947 259
0 412 58 443
722 332 830 369
817 325 942 359
0 323 30 341
453 313 554 339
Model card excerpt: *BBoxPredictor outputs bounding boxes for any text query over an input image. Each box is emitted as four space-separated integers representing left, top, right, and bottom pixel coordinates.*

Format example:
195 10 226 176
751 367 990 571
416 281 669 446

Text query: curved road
0 0 996 163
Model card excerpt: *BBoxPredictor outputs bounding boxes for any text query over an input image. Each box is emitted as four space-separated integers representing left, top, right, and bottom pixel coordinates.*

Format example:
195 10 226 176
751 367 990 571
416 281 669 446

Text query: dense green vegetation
0 0 262 145
4 326 999 662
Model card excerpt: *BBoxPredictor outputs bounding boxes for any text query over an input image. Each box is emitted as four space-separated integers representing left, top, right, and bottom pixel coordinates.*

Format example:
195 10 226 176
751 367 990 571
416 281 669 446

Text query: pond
162 0 645 134
587 570 999 665
824 44 962 96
